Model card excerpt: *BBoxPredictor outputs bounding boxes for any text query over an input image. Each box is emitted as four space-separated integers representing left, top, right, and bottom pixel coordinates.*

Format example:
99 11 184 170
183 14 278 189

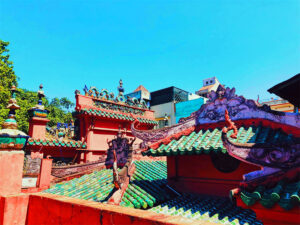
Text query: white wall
150 102 176 126
188 93 201 100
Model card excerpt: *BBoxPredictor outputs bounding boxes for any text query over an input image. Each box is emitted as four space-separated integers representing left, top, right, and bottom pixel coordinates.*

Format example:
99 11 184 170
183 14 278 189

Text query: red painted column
0 194 29 225
0 150 29 225
28 117 50 139
0 151 24 195
37 158 53 189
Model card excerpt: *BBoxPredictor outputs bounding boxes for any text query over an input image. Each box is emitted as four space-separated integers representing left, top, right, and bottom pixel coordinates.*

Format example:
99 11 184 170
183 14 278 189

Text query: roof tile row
79 108 158 125
27 138 87 149
44 161 174 209
143 125 293 156
240 180 300 210
149 194 262 225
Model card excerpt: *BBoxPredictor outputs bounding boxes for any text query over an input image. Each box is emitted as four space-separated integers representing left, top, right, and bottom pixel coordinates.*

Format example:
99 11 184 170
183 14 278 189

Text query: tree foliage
0 40 74 133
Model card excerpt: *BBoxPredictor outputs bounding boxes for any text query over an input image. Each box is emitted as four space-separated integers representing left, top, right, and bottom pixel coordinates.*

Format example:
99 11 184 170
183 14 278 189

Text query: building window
158 120 167 128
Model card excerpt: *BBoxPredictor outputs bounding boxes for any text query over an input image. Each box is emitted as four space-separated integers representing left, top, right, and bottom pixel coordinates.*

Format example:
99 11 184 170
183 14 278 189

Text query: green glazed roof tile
240 180 300 210
80 108 157 124
143 125 293 157
27 138 87 149
149 194 262 225
44 160 173 209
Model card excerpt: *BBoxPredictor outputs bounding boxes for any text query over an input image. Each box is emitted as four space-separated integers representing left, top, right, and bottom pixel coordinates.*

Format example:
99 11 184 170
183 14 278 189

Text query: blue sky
1 0 299 102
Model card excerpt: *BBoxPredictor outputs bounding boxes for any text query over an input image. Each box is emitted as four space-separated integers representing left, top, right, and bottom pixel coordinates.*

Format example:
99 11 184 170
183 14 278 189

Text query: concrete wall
150 102 176 126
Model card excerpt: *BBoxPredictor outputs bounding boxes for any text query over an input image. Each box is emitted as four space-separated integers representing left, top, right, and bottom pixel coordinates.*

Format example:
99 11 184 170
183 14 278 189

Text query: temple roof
45 161 173 209
149 194 262 225
134 85 149 93
45 160 261 224
81 83 149 110
197 84 215 92
78 108 158 125
268 73 300 108
27 138 87 149
143 125 294 157
240 179 300 210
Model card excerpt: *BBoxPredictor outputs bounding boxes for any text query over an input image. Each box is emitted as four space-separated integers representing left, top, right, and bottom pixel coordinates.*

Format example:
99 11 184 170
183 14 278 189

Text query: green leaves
0 40 75 132
0 40 18 128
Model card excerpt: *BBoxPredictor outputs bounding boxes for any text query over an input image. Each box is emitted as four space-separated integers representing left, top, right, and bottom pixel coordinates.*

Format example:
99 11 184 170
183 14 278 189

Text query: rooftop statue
82 80 149 109
117 79 124 96
105 127 136 205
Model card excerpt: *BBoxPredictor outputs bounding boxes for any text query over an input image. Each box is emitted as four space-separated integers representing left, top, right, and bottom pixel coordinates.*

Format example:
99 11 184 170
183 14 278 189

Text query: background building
150 87 189 128
267 73 300 113
175 97 206 123
261 98 298 113
196 77 220 98
125 85 151 108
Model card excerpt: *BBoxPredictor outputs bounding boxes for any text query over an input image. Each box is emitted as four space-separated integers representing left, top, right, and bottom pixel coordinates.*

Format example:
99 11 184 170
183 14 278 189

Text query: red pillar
37 158 53 189
0 150 29 225
28 117 50 139
0 151 24 195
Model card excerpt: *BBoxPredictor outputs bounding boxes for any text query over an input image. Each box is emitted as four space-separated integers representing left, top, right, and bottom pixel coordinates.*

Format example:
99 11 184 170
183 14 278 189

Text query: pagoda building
26 85 87 165
74 80 157 162
26 81 157 173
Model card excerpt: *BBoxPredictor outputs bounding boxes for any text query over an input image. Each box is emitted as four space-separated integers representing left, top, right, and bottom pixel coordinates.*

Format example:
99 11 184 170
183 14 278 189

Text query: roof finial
0 85 29 150
28 84 49 118
118 79 124 96
37 84 45 106
2 85 20 129
32 84 46 110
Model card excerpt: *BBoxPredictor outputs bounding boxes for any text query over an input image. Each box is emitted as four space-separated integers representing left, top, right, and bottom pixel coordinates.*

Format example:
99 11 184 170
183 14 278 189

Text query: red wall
0 194 29 225
26 193 200 225
0 151 24 196
75 94 155 162
167 155 260 197
236 198 300 225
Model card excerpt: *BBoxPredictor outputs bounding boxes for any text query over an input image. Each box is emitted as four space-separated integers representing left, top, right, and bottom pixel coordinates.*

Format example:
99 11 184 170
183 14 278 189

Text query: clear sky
1 0 299 103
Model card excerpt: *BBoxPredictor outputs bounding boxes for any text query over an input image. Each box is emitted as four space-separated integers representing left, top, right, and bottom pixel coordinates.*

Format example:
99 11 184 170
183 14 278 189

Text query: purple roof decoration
221 109 300 186
132 85 300 143
195 85 300 127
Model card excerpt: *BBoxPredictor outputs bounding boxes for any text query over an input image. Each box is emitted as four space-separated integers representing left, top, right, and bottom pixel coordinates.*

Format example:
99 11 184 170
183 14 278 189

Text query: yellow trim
155 117 170 121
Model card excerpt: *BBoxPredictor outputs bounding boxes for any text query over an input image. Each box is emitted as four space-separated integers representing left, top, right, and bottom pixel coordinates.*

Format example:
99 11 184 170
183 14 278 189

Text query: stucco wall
167 155 260 197
25 193 211 225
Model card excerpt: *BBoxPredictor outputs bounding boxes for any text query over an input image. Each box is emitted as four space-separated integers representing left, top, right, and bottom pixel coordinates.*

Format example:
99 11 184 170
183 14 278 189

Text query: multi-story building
150 87 189 128
196 76 220 98
261 98 298 113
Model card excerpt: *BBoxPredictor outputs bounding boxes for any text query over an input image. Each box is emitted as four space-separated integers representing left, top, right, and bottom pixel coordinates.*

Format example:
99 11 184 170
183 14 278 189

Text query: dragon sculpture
82 82 149 109
222 109 300 187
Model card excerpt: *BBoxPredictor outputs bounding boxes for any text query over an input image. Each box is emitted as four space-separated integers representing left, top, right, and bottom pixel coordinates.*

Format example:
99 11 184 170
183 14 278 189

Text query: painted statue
105 128 135 189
